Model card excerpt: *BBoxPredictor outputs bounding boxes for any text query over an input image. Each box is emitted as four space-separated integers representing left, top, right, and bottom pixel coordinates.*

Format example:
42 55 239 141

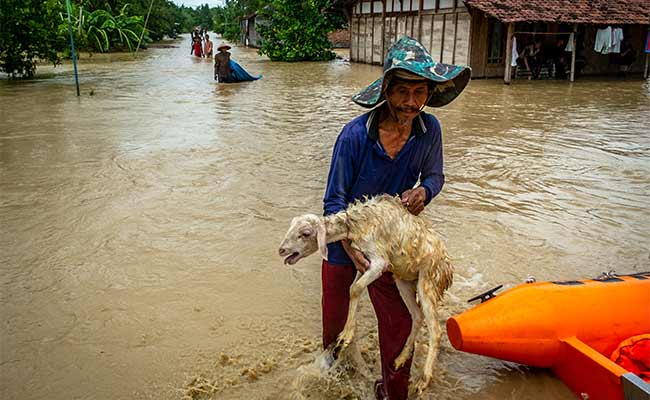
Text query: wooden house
334 0 650 81
240 13 263 48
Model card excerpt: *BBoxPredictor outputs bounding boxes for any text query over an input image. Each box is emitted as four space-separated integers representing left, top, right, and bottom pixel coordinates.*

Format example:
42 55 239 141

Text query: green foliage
0 0 246 78
323 1 348 31
55 3 146 52
176 6 199 35
98 0 184 41
211 0 269 42
175 4 216 36
0 0 63 78
212 0 245 42
196 4 213 32
258 0 336 62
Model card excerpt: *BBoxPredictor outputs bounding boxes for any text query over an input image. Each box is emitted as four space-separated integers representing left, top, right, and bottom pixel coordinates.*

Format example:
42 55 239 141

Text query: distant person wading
191 36 203 58
204 34 213 58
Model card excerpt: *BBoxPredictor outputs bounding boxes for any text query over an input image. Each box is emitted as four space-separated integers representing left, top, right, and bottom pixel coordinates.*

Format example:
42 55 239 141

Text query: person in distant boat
191 36 203 58
214 43 233 82
204 34 213 58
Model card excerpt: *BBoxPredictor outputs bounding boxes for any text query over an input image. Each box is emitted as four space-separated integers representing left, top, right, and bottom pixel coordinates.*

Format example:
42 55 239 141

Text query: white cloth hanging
565 33 574 52
611 28 624 53
511 36 519 67
595 26 612 54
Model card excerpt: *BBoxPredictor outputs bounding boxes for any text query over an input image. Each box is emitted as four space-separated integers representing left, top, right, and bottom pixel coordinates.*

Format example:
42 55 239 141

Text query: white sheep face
278 214 325 265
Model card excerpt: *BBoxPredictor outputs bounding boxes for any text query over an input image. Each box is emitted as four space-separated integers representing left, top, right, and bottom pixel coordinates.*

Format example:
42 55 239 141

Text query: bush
257 0 335 61
0 0 63 78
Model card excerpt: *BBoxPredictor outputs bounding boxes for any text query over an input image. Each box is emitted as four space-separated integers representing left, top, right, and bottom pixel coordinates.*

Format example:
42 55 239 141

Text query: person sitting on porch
549 38 569 79
617 39 636 78
519 40 543 80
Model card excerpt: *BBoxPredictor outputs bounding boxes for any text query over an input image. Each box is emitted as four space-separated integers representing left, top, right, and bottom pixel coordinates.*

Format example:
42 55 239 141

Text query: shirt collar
365 104 428 141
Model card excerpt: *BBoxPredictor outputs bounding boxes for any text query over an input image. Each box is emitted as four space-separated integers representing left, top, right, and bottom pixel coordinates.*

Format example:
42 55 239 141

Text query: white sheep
278 194 453 393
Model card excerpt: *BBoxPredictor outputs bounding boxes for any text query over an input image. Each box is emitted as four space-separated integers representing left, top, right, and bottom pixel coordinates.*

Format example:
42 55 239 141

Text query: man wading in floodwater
214 43 233 83
322 36 470 399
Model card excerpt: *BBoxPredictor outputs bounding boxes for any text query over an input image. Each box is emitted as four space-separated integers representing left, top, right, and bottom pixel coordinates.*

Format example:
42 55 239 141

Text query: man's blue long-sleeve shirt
323 108 445 265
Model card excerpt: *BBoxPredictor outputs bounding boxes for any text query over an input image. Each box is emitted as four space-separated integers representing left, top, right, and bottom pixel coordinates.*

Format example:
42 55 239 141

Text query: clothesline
513 31 573 35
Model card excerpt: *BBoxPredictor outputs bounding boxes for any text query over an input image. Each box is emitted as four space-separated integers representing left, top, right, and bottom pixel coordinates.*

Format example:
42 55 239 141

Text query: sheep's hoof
393 347 412 369
415 375 431 394
336 329 355 350
335 335 352 351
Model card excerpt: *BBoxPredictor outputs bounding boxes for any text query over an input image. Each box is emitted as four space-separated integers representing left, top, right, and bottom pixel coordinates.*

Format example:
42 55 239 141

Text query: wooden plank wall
351 4 650 79
350 0 471 67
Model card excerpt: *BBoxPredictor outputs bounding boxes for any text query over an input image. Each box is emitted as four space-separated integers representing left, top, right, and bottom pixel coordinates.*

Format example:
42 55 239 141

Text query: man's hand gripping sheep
278 195 453 393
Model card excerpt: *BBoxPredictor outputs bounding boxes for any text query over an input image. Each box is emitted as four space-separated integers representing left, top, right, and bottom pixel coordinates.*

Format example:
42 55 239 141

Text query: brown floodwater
1 35 648 400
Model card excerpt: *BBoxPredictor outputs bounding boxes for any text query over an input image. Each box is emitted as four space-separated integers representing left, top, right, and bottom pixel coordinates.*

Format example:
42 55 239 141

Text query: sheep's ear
317 221 328 261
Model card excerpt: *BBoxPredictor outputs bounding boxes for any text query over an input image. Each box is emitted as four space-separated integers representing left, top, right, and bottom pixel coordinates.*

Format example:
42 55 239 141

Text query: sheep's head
278 214 328 265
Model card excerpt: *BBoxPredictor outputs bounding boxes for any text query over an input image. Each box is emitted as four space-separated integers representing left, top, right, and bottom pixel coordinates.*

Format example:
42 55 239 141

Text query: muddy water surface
1 35 649 400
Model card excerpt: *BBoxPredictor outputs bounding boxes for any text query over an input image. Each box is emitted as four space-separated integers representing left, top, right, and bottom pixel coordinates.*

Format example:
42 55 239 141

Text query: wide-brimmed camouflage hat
352 36 471 108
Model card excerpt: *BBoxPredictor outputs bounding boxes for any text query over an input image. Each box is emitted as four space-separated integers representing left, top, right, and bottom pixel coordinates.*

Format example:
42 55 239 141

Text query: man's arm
323 131 356 216
214 57 220 79
323 129 371 272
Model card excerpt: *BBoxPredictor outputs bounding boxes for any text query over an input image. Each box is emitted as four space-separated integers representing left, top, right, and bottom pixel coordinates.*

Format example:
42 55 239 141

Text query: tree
51 2 146 53
79 0 182 41
197 4 212 31
177 5 198 34
0 0 63 78
212 0 268 42
112 0 183 41
257 0 336 61
1 0 212 78
212 0 244 42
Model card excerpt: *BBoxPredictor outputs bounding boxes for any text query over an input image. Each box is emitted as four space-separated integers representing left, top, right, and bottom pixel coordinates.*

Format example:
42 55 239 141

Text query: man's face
385 80 429 122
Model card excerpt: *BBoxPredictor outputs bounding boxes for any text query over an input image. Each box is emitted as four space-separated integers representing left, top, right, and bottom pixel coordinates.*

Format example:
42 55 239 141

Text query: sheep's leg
336 258 386 350
415 274 442 394
347 338 373 379
393 279 422 369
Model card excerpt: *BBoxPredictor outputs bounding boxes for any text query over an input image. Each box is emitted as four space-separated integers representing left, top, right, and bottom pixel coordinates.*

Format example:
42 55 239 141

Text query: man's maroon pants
322 260 412 400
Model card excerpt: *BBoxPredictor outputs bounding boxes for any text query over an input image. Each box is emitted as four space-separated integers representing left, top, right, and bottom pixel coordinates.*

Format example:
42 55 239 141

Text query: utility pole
65 0 80 96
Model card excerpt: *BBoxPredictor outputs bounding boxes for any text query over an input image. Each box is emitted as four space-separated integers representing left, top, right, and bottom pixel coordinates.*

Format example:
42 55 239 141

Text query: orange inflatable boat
447 272 650 400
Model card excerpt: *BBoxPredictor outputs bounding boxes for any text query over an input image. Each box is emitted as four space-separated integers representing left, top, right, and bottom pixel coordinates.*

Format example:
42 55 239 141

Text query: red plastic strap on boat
610 333 650 382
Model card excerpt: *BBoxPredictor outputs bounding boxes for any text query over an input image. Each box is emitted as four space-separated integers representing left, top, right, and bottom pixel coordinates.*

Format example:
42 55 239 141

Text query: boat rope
594 270 619 280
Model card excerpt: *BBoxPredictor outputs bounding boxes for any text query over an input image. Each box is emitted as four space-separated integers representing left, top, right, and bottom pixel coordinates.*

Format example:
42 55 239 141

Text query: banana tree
56 1 146 53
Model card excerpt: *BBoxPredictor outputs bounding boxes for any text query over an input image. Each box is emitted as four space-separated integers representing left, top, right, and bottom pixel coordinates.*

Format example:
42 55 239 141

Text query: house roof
464 0 650 25
241 12 257 21
330 0 357 7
